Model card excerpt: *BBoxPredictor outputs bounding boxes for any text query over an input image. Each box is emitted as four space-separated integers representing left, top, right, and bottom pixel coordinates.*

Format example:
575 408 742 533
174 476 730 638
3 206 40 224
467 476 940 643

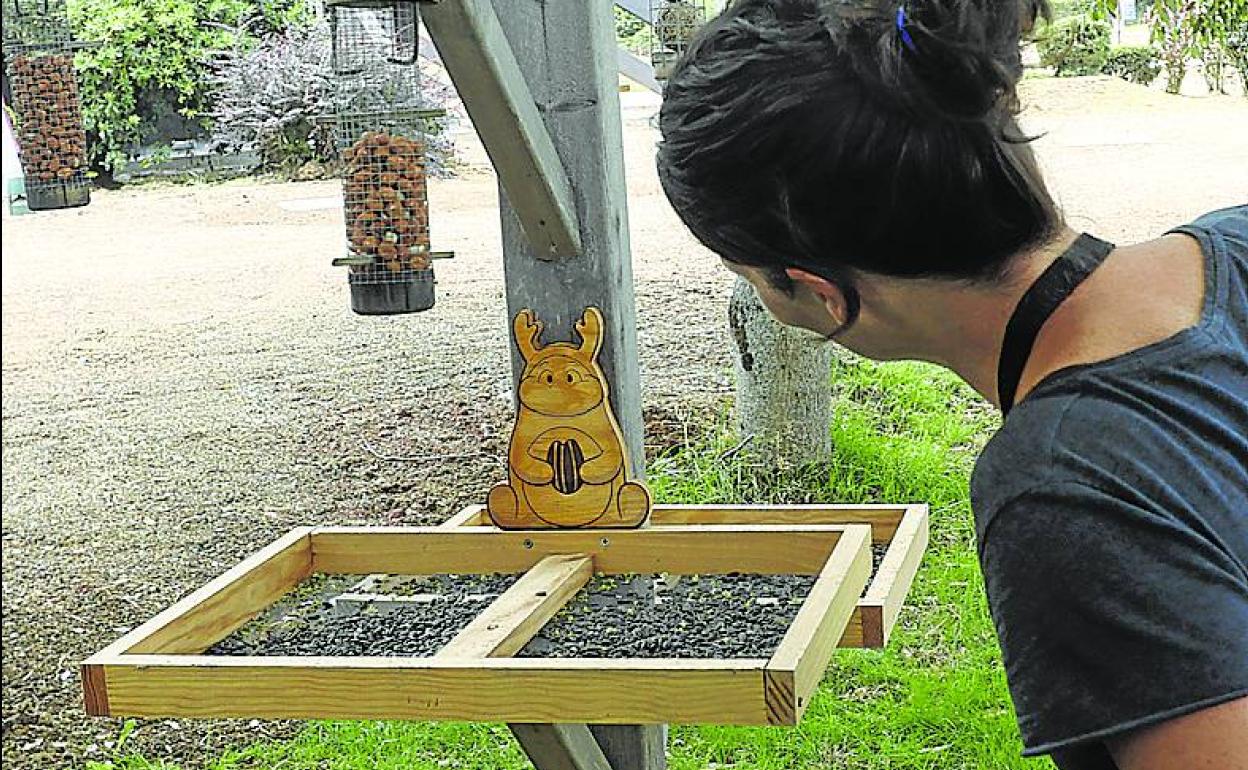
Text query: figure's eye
566 373 575 384
545 373 554 384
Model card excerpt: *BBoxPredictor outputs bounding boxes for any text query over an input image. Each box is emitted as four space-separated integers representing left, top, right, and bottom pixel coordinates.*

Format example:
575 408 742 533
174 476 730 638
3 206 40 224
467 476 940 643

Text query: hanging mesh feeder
326 0 450 316
650 0 704 81
2 0 92 211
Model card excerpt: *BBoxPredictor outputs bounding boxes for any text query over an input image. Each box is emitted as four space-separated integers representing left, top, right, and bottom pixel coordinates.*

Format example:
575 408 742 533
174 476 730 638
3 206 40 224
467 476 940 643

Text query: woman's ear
785 268 851 328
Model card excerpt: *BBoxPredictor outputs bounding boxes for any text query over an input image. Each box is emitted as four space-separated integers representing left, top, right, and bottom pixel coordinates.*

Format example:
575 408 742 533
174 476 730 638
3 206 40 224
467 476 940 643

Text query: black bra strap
997 233 1116 416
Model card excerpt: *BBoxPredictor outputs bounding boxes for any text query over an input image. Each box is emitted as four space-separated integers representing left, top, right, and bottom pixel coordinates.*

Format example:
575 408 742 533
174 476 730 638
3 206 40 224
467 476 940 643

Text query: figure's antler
514 309 544 361
576 306 604 359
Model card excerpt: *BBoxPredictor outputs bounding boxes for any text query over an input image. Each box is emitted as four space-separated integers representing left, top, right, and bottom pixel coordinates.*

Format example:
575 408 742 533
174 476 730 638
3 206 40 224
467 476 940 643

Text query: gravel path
3 79 1247 768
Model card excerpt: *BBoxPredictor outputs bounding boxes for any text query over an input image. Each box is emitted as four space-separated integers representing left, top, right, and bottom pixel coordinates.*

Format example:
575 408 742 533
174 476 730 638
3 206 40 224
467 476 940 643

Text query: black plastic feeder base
349 269 436 315
26 183 91 212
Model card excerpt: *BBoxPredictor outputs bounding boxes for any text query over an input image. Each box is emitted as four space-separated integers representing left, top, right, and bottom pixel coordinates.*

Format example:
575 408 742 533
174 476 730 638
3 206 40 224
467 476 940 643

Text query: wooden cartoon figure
488 307 652 529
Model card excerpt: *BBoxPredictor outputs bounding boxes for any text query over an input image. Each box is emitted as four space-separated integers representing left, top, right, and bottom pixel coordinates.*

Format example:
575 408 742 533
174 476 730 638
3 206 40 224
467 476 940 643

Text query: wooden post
588 725 668 770
511 724 615 770
492 0 645 478
488 0 656 766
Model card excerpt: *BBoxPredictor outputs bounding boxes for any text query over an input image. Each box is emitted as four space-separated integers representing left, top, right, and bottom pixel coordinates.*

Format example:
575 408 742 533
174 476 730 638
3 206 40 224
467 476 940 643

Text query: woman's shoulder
1169 204 1248 260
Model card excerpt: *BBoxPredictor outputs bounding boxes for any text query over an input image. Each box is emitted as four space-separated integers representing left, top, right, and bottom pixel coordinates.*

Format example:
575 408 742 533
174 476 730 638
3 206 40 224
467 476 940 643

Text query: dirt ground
2 78 1246 769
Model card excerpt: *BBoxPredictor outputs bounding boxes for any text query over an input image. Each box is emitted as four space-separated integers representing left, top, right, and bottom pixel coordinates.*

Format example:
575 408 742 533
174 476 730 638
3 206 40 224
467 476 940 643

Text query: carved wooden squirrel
488 307 651 529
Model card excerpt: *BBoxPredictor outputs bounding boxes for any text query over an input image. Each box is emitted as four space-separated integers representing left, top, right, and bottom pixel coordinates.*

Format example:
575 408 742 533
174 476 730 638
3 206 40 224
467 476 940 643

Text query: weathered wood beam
616 48 661 94
492 0 644 472
512 724 615 770
420 0 582 258
589 724 668 770
614 0 652 23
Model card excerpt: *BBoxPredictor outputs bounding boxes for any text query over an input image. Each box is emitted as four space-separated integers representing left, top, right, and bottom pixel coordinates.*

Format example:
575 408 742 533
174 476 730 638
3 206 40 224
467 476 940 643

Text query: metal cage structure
326 0 447 316
2 0 91 211
650 0 704 81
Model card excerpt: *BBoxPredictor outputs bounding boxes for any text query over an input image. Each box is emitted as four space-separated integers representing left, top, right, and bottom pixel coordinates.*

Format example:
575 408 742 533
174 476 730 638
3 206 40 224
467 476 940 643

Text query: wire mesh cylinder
326 0 442 314
651 0 704 81
6 50 90 208
4 0 91 210
2 0 75 51
337 111 433 284
327 1 421 112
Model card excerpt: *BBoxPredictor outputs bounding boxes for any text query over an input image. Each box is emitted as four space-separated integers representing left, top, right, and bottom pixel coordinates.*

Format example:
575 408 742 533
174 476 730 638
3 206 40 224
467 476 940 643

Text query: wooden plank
449 504 908 541
90 656 771 725
837 607 869 649
646 505 906 544
589 724 668 770
614 0 653 23
854 601 886 650
616 48 661 95
438 504 488 529
511 724 614 770
450 505 908 544
439 554 593 658
309 525 848 576
421 0 581 258
862 505 929 647
81 663 109 717
767 525 872 721
93 528 313 657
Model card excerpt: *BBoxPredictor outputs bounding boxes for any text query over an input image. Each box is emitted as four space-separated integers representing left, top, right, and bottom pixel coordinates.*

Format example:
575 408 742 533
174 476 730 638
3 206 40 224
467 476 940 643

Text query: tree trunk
728 276 833 465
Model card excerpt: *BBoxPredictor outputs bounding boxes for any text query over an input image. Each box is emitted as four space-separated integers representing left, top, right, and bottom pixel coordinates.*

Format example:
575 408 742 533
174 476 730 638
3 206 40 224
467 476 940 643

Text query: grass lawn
91 357 1055 770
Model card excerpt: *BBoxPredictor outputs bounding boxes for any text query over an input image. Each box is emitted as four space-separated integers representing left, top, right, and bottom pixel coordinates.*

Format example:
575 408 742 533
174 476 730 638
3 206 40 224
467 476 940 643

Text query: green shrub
1227 22 1248 96
1038 15 1112 76
1051 0 1095 21
1104 45 1163 83
615 6 650 56
66 0 311 172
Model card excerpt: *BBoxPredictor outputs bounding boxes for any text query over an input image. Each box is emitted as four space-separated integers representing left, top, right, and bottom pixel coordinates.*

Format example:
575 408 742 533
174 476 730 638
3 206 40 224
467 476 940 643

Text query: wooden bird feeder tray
82 504 926 726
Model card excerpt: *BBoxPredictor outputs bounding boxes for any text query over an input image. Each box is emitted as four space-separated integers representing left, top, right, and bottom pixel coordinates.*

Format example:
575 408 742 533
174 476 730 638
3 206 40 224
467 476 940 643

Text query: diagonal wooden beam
511 723 614 770
438 553 594 658
616 48 661 94
420 0 582 259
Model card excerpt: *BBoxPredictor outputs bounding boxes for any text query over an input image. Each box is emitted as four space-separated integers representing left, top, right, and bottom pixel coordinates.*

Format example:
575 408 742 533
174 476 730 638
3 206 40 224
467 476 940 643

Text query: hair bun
849 0 1045 122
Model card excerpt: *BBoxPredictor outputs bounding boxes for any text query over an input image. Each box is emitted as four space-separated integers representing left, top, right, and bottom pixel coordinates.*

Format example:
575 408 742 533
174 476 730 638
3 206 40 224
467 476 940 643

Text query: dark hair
656 0 1059 287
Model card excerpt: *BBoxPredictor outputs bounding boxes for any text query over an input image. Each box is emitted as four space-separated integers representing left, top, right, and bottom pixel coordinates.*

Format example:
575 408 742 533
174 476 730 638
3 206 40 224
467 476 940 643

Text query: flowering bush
208 22 458 176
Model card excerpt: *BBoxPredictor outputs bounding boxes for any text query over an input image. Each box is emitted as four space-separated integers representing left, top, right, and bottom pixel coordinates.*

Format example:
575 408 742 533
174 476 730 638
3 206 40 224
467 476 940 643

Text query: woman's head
657 0 1059 302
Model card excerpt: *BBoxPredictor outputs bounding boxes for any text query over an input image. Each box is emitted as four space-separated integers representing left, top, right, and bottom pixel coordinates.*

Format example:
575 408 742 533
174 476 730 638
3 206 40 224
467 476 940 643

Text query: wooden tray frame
82 505 926 727
445 504 929 649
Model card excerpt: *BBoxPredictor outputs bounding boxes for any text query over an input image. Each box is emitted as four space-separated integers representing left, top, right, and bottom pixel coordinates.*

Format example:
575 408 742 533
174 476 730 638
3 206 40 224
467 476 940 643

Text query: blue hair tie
896 6 917 53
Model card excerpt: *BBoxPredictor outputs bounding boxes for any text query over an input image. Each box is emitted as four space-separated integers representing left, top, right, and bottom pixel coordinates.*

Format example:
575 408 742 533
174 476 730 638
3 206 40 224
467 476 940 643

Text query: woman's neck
902 229 1206 410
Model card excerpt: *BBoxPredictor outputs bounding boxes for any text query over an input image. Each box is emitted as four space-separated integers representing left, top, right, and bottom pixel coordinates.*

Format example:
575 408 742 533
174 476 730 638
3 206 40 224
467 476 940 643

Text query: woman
656 1 1248 768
